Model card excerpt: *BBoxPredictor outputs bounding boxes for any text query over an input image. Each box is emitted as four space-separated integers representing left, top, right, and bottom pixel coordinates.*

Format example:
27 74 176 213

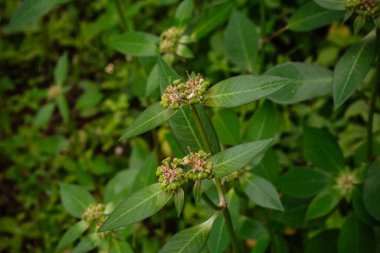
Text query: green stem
188 104 240 253
189 104 212 153
114 0 128 32
259 0 266 74
367 28 380 161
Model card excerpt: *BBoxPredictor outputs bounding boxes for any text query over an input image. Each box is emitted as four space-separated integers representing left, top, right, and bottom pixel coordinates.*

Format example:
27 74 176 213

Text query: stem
367 28 380 161
114 0 128 32
189 104 212 153
259 0 266 74
188 104 240 253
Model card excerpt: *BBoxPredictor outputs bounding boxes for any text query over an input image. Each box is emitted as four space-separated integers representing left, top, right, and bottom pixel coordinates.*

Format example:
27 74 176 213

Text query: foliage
1 0 380 252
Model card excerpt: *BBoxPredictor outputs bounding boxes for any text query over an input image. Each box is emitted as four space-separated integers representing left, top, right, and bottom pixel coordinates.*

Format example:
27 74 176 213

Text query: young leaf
337 215 376 253
244 101 279 141
119 102 176 141
99 183 173 232
287 1 344 32
363 163 380 222
57 95 70 124
5 0 68 33
193 180 204 203
175 0 194 26
313 0 345 10
174 188 185 217
107 31 159 57
303 126 345 174
205 75 290 108
56 220 90 252
306 188 341 220
191 2 233 40
266 62 333 104
159 215 217 253
212 109 241 145
59 183 96 218
157 56 183 92
333 34 376 109
72 234 99 253
34 103 55 129
275 168 331 198
241 173 284 211
209 138 273 177
110 240 134 253
225 10 259 73
146 64 159 96
54 52 69 86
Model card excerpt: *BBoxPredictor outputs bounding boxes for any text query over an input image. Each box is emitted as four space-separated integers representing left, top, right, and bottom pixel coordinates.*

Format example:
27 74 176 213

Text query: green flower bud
206 162 213 170
173 79 181 85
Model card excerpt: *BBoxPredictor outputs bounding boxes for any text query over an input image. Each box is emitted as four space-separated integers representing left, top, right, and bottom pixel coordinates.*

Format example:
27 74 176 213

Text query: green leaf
56 221 90 252
193 180 204 203
169 105 221 154
75 90 103 110
314 0 345 10
175 0 194 26
270 197 309 227
303 126 345 174
132 152 157 192
276 168 331 198
266 62 333 104
210 138 273 177
174 188 185 217
107 32 159 57
242 173 284 211
205 75 290 108
212 109 241 145
157 56 183 92
105 169 138 206
333 34 376 109
352 185 375 225
306 188 341 220
363 163 380 222
5 0 68 33
244 101 279 141
176 44 194 58
57 95 70 124
110 240 134 253
146 64 159 96
191 2 233 40
252 149 279 183
59 183 96 218
54 52 69 86
225 10 259 73
99 183 173 231
119 102 176 141
159 215 217 253
337 215 375 253
72 234 98 253
305 230 339 253
34 103 55 129
287 1 344 32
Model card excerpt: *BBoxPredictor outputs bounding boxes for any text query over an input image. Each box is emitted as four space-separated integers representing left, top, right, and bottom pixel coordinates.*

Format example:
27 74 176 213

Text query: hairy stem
188 104 240 253
367 28 380 161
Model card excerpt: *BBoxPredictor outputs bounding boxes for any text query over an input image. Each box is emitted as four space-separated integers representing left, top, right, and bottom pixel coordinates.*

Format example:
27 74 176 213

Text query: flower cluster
157 157 187 191
159 27 184 55
344 0 380 17
83 203 105 222
160 74 210 110
183 150 214 180
157 150 214 192
335 171 359 197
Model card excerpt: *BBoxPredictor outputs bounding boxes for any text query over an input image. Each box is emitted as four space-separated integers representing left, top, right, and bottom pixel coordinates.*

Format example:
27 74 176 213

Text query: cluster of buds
183 150 214 180
335 170 359 197
344 0 380 17
157 157 187 191
83 203 105 222
160 74 210 110
159 27 184 55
